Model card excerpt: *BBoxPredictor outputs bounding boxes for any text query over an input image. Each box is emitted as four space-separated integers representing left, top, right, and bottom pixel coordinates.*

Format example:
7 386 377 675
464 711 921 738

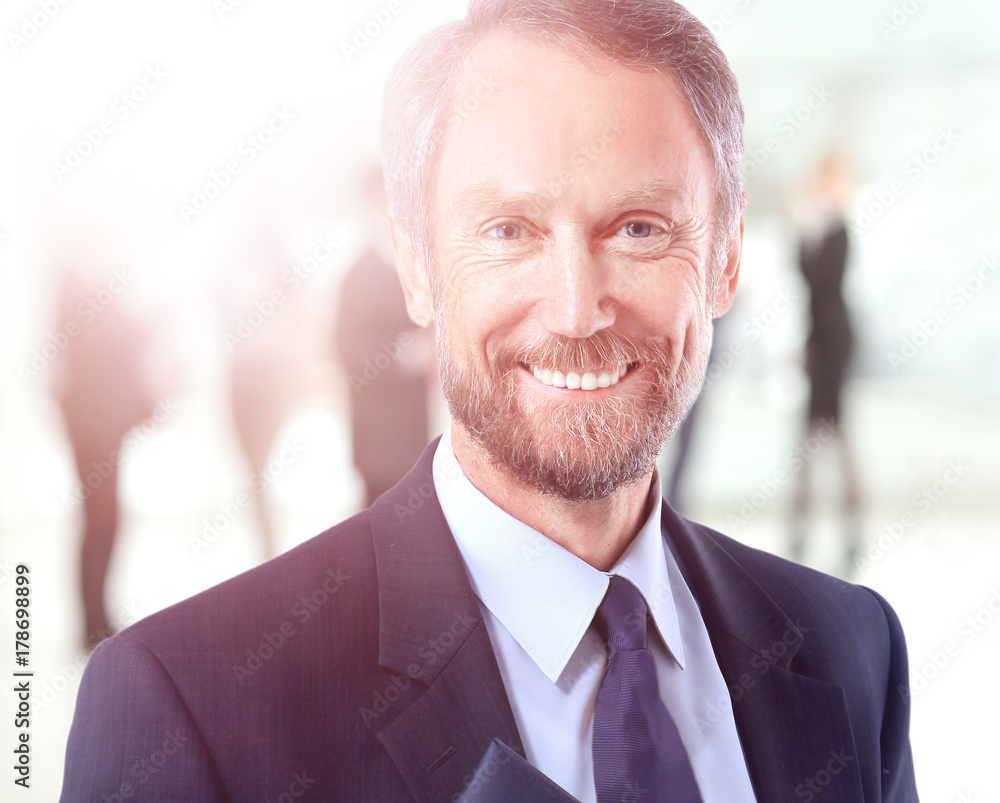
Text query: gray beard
436 316 712 501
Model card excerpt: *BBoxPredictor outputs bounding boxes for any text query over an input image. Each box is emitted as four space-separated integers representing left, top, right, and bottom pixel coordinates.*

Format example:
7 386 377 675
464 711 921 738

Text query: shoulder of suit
687 519 899 646
113 507 381 650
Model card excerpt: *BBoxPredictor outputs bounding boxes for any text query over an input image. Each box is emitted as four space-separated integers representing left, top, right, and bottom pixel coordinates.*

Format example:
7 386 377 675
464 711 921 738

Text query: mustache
494 330 673 373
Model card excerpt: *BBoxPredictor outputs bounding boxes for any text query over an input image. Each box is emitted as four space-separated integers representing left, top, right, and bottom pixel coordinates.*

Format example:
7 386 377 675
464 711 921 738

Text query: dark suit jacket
61 440 918 802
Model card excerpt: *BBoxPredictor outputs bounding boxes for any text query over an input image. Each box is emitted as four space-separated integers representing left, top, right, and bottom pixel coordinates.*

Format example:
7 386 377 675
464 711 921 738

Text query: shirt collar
433 425 686 683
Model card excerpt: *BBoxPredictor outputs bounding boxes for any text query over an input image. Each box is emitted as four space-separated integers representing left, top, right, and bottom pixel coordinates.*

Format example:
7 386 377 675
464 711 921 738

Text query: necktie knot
594 575 648 652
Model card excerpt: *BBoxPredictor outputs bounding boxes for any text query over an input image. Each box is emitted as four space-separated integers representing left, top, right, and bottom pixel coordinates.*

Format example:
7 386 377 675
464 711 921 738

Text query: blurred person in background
787 153 862 575
335 167 432 507
54 268 157 650
220 224 316 559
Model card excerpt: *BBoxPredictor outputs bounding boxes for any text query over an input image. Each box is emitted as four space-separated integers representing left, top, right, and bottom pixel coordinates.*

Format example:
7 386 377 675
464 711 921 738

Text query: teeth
529 364 630 390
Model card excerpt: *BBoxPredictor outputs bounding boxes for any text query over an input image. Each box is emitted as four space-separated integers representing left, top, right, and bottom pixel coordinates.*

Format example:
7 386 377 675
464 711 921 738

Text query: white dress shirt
433 426 757 803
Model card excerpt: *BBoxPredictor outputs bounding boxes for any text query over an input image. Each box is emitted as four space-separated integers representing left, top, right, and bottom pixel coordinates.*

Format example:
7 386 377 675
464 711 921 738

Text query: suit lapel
369 440 523 802
365 443 865 801
662 504 865 802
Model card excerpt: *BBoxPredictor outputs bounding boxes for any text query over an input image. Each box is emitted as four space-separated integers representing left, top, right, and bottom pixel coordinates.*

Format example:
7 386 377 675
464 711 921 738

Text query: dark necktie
592 575 702 803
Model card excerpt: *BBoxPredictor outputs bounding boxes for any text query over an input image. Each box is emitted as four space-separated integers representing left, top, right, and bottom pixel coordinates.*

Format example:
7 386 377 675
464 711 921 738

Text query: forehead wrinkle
448 182 554 219
604 179 699 211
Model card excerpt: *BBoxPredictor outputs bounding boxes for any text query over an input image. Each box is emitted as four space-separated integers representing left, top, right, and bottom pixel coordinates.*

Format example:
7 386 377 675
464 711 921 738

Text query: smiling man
398 30 733 562
61 1 918 802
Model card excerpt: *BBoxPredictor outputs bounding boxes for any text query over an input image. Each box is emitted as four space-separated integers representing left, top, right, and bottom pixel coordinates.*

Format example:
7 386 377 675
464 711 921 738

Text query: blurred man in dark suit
789 153 863 575
336 169 431 508
56 269 156 650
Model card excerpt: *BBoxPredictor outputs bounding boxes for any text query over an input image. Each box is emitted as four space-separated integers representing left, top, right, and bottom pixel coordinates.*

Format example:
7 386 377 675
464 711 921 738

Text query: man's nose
537 236 616 339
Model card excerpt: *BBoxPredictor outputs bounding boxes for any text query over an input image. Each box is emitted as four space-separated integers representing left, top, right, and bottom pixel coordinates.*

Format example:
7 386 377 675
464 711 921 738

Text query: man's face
400 33 740 501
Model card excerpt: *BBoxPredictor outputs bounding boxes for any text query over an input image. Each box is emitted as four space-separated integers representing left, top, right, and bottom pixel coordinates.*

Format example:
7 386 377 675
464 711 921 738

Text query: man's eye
488 223 521 240
623 221 657 238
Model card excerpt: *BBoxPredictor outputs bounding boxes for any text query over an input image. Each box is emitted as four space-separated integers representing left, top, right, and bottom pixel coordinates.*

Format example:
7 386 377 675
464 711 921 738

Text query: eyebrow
448 179 697 220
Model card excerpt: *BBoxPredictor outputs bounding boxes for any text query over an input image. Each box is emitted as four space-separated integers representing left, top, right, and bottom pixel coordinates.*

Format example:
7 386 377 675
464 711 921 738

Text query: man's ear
712 216 743 317
388 216 434 327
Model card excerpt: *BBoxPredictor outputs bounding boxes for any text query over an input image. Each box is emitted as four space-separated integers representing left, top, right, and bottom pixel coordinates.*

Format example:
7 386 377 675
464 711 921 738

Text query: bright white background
1 0 998 800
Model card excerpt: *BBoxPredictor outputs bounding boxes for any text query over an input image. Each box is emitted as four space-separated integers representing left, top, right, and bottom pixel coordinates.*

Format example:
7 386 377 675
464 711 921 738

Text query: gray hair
381 0 748 269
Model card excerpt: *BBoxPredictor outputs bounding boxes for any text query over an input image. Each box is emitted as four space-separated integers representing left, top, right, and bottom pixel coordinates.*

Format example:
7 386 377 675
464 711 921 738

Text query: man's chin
472 407 666 502
444 352 693 500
